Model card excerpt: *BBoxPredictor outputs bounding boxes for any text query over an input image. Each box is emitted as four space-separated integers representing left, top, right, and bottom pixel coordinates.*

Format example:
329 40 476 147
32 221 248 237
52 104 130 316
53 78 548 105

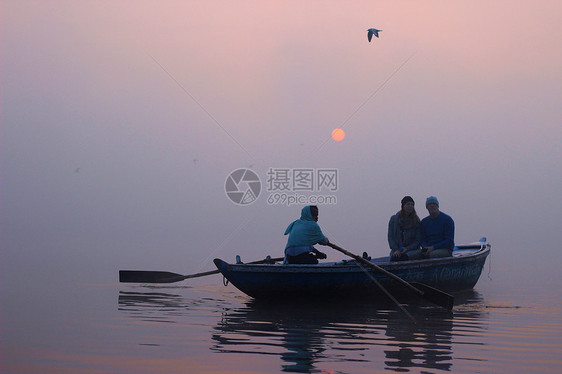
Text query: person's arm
311 246 327 259
420 220 428 248
406 226 422 251
311 222 329 246
387 216 400 251
313 228 329 259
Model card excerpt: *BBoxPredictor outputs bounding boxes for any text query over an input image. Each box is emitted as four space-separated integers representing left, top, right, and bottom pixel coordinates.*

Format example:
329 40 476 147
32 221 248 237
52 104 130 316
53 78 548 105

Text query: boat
213 238 491 301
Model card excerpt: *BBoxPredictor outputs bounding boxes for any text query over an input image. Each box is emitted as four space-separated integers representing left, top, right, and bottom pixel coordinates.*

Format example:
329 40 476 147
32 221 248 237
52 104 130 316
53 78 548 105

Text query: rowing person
283 205 329 264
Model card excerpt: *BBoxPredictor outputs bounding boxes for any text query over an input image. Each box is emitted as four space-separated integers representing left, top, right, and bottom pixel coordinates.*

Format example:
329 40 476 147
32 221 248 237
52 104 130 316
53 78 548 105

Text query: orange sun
331 128 345 141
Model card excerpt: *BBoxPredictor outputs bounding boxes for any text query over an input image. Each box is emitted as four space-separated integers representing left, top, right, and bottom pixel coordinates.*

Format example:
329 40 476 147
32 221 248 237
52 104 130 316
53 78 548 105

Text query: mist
1 1 561 289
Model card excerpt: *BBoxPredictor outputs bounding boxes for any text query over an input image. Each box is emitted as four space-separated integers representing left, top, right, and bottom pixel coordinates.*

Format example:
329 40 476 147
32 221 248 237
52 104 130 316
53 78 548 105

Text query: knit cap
401 196 414 207
426 196 439 207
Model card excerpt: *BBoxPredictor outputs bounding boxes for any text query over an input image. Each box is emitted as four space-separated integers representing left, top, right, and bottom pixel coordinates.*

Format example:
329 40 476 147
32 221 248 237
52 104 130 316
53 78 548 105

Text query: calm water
2 263 561 374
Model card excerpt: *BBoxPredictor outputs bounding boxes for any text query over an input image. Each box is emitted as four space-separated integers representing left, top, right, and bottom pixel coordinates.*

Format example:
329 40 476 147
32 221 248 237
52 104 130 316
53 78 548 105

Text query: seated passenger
420 196 455 258
388 196 422 261
284 205 329 264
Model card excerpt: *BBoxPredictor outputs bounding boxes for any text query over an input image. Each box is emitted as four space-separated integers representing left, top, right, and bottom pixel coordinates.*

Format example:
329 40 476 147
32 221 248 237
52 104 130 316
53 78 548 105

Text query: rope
487 244 493 281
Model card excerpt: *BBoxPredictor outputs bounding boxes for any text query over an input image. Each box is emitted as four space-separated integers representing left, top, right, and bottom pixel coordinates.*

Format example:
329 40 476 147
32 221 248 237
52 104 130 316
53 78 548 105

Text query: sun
331 128 345 142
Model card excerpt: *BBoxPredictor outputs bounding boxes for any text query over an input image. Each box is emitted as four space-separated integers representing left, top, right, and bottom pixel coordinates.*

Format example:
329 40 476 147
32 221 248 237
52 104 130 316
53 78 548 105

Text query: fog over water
1 0 561 296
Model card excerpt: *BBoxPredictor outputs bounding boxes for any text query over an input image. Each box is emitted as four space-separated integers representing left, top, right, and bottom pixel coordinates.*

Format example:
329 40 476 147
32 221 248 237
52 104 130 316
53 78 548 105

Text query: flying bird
367 28 382 42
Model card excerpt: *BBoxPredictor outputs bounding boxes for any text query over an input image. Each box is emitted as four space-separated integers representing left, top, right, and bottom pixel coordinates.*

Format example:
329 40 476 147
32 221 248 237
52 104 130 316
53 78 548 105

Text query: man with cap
420 196 455 258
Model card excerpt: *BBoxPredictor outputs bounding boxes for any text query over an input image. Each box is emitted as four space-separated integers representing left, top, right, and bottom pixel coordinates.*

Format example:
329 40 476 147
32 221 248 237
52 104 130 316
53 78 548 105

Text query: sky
1 1 561 286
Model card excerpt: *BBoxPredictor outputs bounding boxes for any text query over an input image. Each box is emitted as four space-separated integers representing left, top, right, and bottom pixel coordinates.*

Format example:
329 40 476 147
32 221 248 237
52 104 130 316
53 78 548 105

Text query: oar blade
410 282 454 311
118 256 284 284
119 270 185 283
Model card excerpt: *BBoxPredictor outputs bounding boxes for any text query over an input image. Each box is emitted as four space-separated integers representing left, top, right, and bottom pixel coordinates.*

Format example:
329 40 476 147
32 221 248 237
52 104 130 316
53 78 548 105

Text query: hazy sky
1 1 561 285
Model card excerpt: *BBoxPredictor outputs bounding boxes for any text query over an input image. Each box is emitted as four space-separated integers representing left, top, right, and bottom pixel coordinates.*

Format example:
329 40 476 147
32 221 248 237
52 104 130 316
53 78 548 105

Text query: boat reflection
212 291 488 373
118 290 190 323
383 309 454 371
383 290 488 372
118 289 488 373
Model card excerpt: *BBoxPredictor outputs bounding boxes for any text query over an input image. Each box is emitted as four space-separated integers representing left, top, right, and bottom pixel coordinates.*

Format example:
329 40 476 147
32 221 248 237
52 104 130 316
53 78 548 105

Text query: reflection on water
383 312 454 371
212 294 485 373
118 288 491 373
118 291 187 323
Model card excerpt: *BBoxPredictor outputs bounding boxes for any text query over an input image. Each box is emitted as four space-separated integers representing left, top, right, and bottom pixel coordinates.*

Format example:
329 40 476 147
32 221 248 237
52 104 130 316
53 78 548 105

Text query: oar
119 256 284 284
327 243 454 310
353 256 417 323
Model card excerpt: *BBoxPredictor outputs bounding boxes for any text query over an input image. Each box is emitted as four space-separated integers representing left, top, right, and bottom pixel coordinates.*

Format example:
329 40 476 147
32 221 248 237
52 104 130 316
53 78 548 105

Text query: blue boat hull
214 242 490 300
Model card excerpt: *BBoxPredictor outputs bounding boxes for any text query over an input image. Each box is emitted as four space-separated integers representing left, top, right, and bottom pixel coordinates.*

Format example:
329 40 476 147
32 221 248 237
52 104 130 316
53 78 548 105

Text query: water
3 269 561 374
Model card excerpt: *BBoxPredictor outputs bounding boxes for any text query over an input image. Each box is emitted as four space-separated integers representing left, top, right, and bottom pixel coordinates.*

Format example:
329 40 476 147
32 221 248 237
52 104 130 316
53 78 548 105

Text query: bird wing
368 31 373 42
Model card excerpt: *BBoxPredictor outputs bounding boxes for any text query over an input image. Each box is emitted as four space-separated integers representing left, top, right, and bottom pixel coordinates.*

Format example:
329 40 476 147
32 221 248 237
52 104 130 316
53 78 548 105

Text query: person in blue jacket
284 205 329 264
420 196 455 258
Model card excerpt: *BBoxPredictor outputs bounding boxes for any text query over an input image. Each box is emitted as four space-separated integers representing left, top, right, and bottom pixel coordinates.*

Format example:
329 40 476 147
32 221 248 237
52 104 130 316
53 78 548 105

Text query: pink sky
2 0 561 276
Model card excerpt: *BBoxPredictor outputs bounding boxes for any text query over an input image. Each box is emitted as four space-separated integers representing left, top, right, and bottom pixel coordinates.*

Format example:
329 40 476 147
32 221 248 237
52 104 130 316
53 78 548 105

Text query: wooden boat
213 238 491 301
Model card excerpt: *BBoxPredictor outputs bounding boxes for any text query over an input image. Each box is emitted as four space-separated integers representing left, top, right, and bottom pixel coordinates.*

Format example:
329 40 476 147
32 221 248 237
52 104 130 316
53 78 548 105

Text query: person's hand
421 246 434 257
317 252 327 260
391 250 401 259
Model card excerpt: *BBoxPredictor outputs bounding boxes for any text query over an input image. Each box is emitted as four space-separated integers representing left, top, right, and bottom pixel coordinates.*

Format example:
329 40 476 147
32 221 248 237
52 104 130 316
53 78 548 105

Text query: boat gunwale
220 244 490 274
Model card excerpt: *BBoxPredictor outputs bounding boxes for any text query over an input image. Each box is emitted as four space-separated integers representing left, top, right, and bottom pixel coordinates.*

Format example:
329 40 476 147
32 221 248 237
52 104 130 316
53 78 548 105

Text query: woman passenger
387 196 422 261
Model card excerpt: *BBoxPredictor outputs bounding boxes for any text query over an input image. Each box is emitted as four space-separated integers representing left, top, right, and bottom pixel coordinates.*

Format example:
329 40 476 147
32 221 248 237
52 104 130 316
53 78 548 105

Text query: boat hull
214 242 490 300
